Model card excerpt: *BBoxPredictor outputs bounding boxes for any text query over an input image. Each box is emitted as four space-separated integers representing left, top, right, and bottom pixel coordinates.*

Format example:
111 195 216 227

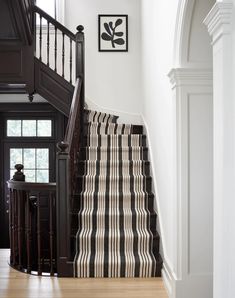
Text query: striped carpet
73 110 162 278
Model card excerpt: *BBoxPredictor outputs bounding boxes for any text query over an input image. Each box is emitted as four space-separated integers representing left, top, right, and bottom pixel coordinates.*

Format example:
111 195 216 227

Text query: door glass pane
24 170 36 183
22 120 37 137
10 169 15 180
37 170 49 183
37 120 52 137
23 149 36 169
7 120 21 137
36 149 49 169
10 148 23 168
9 147 50 183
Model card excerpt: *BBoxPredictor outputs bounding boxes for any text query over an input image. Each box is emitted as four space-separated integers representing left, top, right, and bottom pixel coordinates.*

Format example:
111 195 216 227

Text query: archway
168 0 215 297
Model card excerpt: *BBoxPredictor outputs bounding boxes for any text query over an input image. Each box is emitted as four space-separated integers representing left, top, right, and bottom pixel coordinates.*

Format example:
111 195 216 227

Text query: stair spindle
62 33 65 78
37 193 42 276
9 190 13 265
39 15 42 61
17 190 22 270
26 191 31 273
49 192 54 275
69 39 72 84
47 20 50 66
12 190 17 266
54 27 57 72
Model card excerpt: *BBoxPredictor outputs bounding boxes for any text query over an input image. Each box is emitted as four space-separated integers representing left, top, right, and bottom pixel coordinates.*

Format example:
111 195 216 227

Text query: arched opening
170 0 215 297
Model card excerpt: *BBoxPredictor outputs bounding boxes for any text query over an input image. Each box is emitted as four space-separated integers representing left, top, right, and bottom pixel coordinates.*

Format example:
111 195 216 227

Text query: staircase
1 0 163 278
72 111 162 277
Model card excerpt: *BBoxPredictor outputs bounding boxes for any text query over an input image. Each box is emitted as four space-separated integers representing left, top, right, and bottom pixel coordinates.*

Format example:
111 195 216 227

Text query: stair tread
85 122 143 134
78 160 150 164
85 109 118 123
73 191 154 197
71 209 157 216
77 175 152 180
72 228 159 238
86 134 146 137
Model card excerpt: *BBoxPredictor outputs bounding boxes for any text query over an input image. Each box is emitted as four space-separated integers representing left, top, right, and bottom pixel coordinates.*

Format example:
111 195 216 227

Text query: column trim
203 2 233 45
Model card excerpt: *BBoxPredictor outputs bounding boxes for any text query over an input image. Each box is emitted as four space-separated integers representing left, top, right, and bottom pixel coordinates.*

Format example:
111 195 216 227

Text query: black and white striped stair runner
73 110 162 277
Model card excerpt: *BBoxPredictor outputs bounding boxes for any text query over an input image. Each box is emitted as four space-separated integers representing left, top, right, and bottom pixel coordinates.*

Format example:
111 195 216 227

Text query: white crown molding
203 2 233 45
168 68 213 89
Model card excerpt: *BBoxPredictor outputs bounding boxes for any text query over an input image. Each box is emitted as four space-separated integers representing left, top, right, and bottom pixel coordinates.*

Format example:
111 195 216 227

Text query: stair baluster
34 5 76 85
39 15 42 61
70 38 73 84
47 20 50 66
54 27 57 72
62 33 65 78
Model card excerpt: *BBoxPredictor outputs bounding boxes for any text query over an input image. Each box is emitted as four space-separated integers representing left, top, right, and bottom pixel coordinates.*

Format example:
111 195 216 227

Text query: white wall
141 1 214 298
64 0 143 119
141 0 179 278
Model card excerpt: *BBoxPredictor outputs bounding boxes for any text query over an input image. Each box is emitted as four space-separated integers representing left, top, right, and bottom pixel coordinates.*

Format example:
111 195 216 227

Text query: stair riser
77 162 150 176
79 148 149 161
71 213 157 232
71 193 156 214
84 135 146 147
77 177 152 194
84 124 143 135
85 110 118 124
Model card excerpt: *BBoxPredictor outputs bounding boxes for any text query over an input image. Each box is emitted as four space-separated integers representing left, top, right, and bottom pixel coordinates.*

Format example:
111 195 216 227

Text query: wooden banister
65 78 83 150
33 6 76 41
8 180 56 191
56 77 84 276
7 165 57 275
55 15 85 276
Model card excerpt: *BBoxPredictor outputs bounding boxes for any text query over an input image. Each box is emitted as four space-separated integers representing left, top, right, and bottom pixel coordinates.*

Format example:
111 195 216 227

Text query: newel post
13 164 25 181
75 25 85 80
75 25 85 142
56 141 72 276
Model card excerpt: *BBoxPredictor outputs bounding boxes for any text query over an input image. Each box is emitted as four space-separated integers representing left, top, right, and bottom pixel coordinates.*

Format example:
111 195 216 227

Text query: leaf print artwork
99 15 128 52
101 18 125 48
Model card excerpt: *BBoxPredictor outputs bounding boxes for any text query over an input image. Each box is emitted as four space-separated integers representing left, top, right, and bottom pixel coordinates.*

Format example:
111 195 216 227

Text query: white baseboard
141 114 167 257
85 97 143 125
162 262 175 298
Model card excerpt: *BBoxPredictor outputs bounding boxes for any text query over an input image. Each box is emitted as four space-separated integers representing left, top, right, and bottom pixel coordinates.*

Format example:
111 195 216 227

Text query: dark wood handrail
33 5 76 41
7 180 56 191
64 77 83 152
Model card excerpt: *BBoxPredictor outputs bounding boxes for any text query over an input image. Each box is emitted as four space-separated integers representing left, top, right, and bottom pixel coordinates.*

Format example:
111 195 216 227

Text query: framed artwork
98 15 128 52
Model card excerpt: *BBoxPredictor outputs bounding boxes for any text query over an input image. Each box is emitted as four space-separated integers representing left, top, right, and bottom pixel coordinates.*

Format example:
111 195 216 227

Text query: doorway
0 103 65 248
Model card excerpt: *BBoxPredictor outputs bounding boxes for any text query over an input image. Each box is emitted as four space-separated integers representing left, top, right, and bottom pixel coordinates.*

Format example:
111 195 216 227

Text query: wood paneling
35 58 74 116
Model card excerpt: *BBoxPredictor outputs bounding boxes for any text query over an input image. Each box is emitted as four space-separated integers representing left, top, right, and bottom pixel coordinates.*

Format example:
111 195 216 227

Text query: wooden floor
0 250 168 298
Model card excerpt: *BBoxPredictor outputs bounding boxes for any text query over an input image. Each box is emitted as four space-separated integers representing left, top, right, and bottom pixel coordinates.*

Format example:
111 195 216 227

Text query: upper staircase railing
33 5 84 85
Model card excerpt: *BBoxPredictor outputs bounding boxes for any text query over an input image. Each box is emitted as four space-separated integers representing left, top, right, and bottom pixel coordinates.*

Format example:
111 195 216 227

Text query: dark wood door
0 104 65 248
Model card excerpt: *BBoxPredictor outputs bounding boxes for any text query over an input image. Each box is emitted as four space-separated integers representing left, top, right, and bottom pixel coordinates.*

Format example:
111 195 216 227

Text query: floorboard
0 250 168 298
